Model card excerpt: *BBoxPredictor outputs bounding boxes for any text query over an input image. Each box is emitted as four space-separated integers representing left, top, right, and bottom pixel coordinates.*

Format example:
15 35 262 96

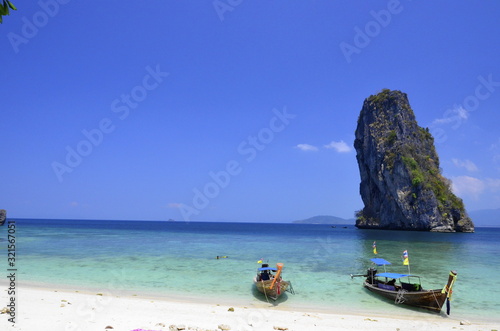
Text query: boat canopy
371 258 392 266
376 272 414 279
258 267 278 271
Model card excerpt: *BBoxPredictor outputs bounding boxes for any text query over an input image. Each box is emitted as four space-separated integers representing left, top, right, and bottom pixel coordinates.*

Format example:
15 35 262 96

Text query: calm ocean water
1 219 499 322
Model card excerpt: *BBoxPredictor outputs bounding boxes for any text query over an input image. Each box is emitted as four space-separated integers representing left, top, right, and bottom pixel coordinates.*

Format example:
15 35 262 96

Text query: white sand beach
0 286 498 331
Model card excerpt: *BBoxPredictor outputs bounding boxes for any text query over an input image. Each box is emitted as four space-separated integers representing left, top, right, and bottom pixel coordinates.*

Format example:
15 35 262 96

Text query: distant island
468 208 500 227
293 215 354 224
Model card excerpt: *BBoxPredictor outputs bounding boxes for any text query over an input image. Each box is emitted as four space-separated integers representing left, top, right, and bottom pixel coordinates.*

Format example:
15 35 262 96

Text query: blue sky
1 1 499 222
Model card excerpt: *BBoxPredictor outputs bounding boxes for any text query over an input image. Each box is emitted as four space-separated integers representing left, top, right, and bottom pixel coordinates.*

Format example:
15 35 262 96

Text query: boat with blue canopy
351 258 457 314
254 263 294 301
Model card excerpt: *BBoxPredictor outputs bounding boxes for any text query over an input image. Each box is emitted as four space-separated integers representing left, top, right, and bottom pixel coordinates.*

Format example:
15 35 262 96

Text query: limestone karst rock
354 89 474 232
0 209 6 226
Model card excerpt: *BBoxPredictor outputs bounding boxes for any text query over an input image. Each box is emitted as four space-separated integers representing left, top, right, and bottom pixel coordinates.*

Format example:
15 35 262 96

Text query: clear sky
1 1 499 222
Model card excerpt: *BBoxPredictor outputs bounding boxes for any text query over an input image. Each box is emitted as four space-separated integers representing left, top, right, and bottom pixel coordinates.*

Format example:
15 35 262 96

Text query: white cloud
432 105 469 127
450 176 485 199
456 106 469 120
490 137 500 150
324 140 352 153
452 158 478 172
451 176 500 202
295 144 319 152
486 178 500 192
490 138 500 171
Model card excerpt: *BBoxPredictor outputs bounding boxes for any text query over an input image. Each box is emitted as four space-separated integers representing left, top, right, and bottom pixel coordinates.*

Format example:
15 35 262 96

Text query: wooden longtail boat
253 263 293 301
352 258 457 314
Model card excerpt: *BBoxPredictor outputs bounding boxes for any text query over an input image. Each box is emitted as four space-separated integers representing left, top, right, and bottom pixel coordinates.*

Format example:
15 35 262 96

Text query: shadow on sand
251 285 290 306
362 288 450 317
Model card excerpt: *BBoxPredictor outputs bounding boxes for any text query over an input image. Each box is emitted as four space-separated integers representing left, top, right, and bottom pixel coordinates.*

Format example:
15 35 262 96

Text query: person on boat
260 270 271 281
387 279 396 286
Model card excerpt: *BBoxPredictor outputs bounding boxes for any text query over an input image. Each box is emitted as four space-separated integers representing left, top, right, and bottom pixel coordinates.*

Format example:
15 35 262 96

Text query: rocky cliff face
0 209 6 226
354 89 474 232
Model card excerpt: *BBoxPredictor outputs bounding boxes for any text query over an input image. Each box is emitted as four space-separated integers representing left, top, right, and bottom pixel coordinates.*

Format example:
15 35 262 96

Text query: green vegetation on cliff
370 90 463 214
0 1 17 24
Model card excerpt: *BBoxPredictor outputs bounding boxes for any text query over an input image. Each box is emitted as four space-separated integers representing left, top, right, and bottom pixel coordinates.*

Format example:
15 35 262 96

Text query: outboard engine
366 267 377 284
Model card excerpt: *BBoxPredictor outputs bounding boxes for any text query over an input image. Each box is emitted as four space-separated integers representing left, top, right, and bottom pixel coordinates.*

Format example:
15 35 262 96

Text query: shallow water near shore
2 219 500 323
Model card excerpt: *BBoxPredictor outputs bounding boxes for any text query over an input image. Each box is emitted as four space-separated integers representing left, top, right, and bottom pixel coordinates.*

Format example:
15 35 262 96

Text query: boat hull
253 277 289 300
364 281 447 312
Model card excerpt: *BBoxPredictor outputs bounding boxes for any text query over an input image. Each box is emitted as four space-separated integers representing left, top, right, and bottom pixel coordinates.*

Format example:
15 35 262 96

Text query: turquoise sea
1 219 500 323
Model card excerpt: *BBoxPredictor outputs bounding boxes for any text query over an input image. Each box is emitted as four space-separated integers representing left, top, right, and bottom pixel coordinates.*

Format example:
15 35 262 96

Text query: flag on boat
372 241 377 255
402 250 409 265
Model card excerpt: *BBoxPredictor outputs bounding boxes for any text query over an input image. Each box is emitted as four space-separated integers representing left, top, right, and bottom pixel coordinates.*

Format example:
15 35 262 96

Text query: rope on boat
395 289 407 304
431 290 441 308
260 279 271 303
433 271 458 312
287 281 295 295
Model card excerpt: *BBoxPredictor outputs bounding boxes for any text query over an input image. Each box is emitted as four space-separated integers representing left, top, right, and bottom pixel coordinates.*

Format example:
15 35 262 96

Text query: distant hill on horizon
292 209 499 227
293 215 354 224
469 208 500 227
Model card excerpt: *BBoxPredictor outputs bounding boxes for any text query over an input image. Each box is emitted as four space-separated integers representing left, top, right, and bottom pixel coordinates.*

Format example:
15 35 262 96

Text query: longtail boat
351 258 457 314
253 263 294 301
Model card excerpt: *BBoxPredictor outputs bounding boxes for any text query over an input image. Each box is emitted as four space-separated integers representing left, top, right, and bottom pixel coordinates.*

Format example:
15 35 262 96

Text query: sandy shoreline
0 285 498 331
